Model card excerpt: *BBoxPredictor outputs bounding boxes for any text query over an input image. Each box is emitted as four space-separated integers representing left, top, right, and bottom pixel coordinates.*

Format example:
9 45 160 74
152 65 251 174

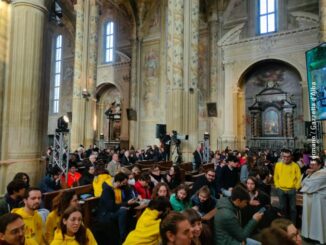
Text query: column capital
11 0 47 12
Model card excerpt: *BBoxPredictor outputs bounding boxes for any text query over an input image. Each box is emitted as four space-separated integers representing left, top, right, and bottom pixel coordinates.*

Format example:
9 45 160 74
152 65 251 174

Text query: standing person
0 180 26 217
193 146 203 171
214 186 263 245
300 158 326 244
219 155 239 197
160 212 193 245
273 149 301 223
12 188 44 245
45 190 79 243
0 213 38 245
106 153 121 177
51 206 97 245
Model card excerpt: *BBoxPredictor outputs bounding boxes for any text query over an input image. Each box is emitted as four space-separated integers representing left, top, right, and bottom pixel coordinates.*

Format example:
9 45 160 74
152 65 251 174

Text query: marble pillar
71 1 85 151
1 0 47 190
208 15 219 150
184 0 199 160
167 0 184 134
84 2 99 147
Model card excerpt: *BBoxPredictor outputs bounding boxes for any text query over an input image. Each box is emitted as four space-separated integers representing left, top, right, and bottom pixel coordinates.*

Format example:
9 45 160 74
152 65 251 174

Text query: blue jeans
277 188 297 224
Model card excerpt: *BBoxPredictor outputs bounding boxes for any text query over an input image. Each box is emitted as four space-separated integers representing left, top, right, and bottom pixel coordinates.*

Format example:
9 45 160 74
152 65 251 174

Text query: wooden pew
80 196 100 228
43 184 93 210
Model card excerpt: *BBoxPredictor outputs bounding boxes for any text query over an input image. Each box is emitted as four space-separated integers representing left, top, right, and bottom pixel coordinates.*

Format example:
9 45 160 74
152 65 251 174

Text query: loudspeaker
207 103 217 117
156 124 166 139
126 108 137 121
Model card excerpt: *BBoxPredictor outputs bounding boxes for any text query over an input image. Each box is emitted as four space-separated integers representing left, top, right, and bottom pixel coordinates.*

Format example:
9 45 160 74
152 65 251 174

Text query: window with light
53 35 62 113
105 21 114 63
259 0 276 34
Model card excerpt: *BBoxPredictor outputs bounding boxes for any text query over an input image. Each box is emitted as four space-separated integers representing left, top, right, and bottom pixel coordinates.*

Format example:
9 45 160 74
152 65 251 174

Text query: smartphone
258 207 266 213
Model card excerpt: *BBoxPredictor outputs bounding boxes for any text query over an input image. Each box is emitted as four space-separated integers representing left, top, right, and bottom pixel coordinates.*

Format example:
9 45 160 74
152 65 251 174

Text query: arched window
53 35 62 113
104 21 114 63
258 0 277 34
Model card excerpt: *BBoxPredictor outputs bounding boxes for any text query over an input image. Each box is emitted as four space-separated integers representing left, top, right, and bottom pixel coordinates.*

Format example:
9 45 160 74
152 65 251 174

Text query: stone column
71 1 85 151
167 0 184 133
84 2 99 147
208 7 219 151
128 38 138 147
221 61 237 149
0 1 9 160
1 0 47 187
184 0 199 161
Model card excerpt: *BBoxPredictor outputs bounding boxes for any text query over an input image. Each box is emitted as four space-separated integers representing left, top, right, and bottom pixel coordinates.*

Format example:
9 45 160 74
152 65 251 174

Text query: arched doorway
237 59 305 150
95 83 129 148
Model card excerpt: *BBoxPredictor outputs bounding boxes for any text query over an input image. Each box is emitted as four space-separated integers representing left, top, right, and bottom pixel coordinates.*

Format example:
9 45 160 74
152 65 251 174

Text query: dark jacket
190 194 217 217
191 175 217 198
0 194 23 217
193 151 203 169
39 176 61 193
214 197 258 245
219 166 239 190
79 172 95 186
96 182 135 220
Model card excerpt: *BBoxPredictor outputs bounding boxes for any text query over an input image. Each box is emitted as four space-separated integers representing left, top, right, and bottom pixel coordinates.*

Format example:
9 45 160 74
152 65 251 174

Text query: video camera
171 130 189 145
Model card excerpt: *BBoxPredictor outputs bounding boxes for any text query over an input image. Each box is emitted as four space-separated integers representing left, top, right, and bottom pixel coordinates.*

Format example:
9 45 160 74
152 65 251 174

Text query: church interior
1 1 326 245
0 0 324 191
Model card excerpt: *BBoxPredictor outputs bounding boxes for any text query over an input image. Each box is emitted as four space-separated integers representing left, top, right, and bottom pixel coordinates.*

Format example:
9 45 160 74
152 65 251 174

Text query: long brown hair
60 206 88 244
52 190 77 216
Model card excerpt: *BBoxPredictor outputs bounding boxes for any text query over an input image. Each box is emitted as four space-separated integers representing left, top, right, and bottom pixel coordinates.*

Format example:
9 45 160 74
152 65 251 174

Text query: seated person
218 155 239 197
39 167 62 193
191 186 216 217
95 172 138 245
92 163 112 197
123 197 172 245
152 183 171 200
79 165 95 186
214 186 263 245
164 166 182 191
62 164 81 188
191 169 217 199
134 173 152 199
149 165 166 187
0 213 38 245
45 190 79 243
51 206 96 245
170 184 191 212
13 173 30 189
270 219 302 245
259 227 297 245
0 180 26 216
241 176 271 229
183 208 213 245
160 211 193 245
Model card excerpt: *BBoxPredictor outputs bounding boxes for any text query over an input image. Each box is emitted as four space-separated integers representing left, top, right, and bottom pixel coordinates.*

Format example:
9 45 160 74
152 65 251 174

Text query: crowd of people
0 144 325 245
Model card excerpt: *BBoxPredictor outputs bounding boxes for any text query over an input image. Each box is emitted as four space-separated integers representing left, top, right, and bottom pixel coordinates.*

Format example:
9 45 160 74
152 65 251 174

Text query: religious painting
262 108 280 136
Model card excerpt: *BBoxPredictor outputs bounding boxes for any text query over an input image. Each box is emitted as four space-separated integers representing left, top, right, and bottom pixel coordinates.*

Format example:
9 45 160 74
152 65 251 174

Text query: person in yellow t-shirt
11 188 44 245
45 190 79 244
0 213 38 245
50 206 97 245
273 149 301 224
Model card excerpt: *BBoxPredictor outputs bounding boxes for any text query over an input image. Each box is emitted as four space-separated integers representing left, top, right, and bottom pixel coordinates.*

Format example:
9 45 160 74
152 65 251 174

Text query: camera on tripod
171 130 189 145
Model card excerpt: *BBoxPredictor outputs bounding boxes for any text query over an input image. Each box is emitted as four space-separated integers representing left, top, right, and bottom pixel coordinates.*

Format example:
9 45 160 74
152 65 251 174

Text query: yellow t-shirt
50 228 97 245
274 161 302 190
45 209 61 243
12 207 44 245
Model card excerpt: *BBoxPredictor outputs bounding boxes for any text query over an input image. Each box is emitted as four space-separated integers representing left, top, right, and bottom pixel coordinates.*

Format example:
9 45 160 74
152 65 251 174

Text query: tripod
170 138 182 164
